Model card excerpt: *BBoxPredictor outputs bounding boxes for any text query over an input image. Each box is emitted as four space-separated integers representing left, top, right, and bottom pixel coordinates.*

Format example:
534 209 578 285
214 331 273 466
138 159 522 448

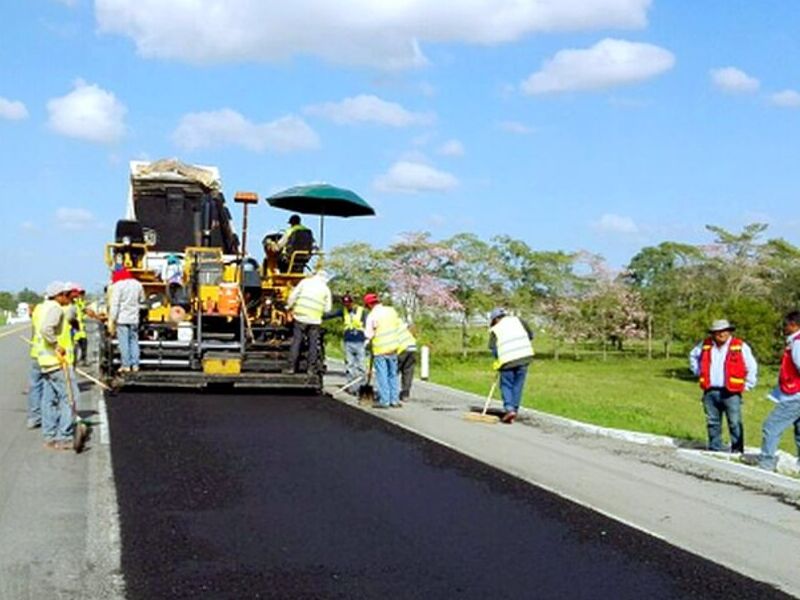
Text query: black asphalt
108 392 790 600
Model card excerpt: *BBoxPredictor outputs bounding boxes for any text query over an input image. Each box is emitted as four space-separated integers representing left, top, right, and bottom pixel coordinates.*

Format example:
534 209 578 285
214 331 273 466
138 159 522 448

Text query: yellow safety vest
491 316 533 369
397 321 417 354
369 305 401 355
29 303 42 359
34 300 66 370
292 278 329 323
343 306 365 332
59 305 75 365
74 297 87 341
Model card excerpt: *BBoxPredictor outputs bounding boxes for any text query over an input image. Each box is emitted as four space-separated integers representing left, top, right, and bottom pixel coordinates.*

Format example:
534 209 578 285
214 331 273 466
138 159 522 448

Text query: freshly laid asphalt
108 391 789 600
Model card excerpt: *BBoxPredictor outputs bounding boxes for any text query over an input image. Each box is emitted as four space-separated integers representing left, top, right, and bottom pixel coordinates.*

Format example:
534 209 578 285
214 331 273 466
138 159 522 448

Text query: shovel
358 352 376 405
62 362 89 453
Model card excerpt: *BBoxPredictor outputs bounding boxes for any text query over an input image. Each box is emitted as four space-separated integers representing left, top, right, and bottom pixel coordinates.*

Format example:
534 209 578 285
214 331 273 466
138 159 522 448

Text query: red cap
363 292 379 307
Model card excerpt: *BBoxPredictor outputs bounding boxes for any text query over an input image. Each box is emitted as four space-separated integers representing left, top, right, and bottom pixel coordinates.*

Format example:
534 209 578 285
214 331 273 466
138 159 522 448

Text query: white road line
98 398 110 445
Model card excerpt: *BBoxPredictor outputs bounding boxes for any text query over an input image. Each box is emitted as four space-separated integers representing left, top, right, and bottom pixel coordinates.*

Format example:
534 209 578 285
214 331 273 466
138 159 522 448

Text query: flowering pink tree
386 232 463 321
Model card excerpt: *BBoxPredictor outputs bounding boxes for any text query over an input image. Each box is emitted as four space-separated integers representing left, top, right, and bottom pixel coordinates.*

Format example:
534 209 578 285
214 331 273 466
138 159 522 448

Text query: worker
159 253 184 304
756 311 800 471
268 214 314 273
397 319 417 402
109 267 145 374
68 283 88 366
488 308 534 424
286 270 332 375
363 292 402 408
324 293 367 394
34 281 74 450
26 300 44 429
689 319 757 453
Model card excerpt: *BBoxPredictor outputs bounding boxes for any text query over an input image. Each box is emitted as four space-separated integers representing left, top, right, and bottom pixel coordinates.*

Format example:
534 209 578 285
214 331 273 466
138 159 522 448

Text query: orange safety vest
698 337 747 392
779 333 800 395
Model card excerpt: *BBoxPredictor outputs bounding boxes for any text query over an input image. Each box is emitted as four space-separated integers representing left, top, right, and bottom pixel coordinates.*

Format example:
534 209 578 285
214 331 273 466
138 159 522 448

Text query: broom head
464 412 500 424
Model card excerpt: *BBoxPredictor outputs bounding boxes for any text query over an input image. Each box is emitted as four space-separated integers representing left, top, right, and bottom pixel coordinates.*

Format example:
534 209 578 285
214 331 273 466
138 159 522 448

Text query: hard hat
342 293 353 305
489 308 506 322
363 292 379 307
66 281 84 292
46 281 66 299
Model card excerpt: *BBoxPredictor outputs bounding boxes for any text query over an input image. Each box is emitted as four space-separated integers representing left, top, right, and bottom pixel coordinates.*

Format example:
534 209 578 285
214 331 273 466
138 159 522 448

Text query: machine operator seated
262 214 315 274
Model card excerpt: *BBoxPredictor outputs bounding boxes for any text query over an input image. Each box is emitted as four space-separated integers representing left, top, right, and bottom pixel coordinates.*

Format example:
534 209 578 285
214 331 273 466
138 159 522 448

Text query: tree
385 232 462 321
325 242 389 299
16 288 43 307
442 233 501 356
0 291 15 311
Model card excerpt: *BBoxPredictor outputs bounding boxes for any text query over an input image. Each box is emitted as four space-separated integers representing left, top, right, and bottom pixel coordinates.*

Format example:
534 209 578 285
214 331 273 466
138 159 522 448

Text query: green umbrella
266 184 375 217
266 184 375 249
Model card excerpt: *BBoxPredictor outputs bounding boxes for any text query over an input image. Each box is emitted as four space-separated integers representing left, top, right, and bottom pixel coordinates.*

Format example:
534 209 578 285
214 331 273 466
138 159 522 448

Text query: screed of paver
108 391 790 600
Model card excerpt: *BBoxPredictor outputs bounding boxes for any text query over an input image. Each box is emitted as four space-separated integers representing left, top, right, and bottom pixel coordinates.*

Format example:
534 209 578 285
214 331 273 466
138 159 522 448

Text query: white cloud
521 38 674 95
497 120 535 135
593 213 639 234
172 109 320 153
437 139 465 157
55 207 102 230
304 95 433 127
710 67 760 94
0 97 28 120
46 79 126 143
770 90 800 108
374 160 459 194
95 0 651 69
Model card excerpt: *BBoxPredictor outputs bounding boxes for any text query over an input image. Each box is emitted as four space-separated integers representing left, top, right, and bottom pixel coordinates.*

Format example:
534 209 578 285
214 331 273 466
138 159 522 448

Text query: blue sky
2 0 799 293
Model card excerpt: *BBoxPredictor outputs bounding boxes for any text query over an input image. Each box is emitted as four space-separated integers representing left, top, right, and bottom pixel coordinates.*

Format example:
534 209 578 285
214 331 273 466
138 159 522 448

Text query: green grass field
327 327 798 453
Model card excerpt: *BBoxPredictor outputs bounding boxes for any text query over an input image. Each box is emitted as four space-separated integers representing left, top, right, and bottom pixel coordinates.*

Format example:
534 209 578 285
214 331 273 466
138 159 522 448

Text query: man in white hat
35 281 75 449
286 270 332 375
689 319 758 452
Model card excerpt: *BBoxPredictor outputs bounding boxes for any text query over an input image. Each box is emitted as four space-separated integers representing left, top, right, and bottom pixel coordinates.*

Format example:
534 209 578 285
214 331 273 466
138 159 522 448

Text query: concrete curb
325 361 800 491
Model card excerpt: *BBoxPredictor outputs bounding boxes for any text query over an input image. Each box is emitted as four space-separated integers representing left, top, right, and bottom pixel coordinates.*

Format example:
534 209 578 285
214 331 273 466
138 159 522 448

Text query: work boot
501 410 517 424
27 419 41 430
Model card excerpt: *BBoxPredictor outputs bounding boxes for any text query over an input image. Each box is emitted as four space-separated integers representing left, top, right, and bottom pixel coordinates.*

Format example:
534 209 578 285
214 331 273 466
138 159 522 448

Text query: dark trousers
398 350 416 400
702 388 743 452
289 321 321 373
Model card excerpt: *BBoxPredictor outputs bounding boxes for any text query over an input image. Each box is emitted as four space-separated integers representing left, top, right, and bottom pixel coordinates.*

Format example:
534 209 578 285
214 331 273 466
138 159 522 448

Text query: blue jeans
117 324 140 368
373 354 399 407
702 389 743 452
28 359 44 426
499 365 528 413
758 398 800 470
41 369 74 442
344 341 366 391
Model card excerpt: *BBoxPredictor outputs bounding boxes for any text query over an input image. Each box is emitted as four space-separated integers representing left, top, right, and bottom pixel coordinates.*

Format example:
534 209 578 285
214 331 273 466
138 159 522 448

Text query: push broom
464 376 500 424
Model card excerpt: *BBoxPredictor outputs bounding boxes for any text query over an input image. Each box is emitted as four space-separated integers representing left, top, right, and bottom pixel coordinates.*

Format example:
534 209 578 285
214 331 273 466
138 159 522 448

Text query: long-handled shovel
62 362 89 453
358 352 376 405
464 376 501 424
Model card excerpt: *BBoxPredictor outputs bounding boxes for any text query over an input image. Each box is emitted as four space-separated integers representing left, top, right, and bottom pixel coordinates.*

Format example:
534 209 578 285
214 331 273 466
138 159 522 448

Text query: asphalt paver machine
99 159 374 390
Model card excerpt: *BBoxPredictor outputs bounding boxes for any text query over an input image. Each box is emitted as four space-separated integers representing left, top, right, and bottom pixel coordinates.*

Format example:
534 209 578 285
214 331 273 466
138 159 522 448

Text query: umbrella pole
319 213 325 251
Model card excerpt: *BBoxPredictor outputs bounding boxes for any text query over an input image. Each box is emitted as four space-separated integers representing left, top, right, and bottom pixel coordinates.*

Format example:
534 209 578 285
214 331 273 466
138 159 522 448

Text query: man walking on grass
756 311 800 471
689 319 758 453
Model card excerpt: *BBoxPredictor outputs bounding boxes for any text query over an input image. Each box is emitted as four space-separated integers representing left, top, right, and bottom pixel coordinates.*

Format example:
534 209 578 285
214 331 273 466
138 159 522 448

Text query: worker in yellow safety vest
268 214 314 273
27 301 44 429
397 319 417 402
363 292 402 408
286 270 332 374
324 293 367 394
33 281 76 450
488 308 534 424
68 282 88 365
